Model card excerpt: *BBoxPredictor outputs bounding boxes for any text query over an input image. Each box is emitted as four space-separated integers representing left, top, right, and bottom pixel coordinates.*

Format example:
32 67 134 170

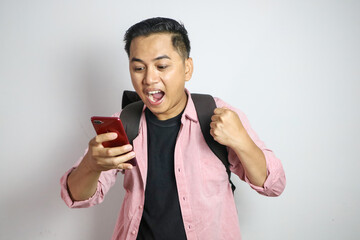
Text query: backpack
120 90 235 192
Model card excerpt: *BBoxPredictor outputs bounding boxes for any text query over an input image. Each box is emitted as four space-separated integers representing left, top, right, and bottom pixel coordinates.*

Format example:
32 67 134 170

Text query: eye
134 66 145 72
157 65 168 70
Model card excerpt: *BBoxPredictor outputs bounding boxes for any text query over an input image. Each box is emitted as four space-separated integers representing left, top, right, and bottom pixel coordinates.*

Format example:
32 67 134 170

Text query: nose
143 68 159 85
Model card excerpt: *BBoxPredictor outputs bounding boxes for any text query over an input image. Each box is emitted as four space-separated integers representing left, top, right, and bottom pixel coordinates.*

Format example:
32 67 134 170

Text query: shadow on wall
63 42 132 117
60 44 131 239
90 176 126 239
78 46 131 239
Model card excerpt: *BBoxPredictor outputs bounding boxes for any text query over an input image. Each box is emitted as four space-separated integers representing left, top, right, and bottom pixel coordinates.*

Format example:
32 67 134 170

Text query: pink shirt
60 93 286 240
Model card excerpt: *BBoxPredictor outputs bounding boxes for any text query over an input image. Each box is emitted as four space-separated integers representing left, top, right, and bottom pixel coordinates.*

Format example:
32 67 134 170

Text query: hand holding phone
91 116 137 166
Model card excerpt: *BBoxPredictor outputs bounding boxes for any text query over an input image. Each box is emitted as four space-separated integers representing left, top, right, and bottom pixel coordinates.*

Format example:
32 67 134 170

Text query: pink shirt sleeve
214 97 286 197
59 149 119 208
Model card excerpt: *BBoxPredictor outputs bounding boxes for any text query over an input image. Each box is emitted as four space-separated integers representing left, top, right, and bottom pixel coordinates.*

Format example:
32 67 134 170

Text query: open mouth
147 90 165 104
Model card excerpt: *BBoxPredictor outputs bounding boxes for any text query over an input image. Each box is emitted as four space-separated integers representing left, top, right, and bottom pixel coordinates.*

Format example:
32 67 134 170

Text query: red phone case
91 116 136 166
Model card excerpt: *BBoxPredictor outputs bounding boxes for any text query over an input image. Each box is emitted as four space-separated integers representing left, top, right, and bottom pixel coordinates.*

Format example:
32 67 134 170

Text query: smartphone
91 116 136 166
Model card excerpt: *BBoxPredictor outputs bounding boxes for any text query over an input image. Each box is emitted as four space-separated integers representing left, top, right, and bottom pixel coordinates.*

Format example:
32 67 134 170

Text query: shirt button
178 168 181 172
139 205 143 209
131 230 136 235
183 197 186 201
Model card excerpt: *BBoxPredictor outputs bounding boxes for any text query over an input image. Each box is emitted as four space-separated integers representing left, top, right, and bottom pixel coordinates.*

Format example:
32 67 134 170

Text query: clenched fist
210 107 246 149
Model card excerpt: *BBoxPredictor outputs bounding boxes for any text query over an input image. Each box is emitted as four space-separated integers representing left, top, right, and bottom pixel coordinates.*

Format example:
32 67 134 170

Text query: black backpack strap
122 90 143 109
120 100 144 145
191 93 236 192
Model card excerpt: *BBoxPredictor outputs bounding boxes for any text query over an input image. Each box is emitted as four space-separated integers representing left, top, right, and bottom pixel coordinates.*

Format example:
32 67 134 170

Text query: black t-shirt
137 109 187 240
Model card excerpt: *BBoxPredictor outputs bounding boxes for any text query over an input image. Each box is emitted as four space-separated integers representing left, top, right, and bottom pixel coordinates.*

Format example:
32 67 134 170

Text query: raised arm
210 107 267 187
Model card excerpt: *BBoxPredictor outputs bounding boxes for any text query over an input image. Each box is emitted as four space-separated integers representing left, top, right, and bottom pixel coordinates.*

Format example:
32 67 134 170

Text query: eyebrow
130 55 171 63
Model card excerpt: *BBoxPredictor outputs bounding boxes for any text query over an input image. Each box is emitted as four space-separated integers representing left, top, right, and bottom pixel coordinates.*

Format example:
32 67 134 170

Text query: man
60 17 286 240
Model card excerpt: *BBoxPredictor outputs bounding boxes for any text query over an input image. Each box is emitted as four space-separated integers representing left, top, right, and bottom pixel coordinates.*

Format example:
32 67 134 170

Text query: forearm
231 133 267 187
67 155 101 201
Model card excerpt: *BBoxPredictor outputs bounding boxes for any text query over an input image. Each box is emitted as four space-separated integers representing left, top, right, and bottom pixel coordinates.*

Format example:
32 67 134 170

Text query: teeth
147 90 162 102
148 90 161 95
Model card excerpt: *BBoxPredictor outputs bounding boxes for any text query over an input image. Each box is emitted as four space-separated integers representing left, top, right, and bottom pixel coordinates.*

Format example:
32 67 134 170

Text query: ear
184 57 193 82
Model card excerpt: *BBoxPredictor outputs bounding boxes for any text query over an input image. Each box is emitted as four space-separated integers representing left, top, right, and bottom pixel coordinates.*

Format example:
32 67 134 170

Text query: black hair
124 17 191 59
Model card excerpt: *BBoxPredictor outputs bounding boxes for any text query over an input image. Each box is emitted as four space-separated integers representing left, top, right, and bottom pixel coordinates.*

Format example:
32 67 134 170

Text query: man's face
129 33 193 120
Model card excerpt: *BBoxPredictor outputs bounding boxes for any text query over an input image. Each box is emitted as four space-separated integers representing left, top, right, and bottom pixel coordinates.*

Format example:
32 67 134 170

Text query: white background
1 0 359 239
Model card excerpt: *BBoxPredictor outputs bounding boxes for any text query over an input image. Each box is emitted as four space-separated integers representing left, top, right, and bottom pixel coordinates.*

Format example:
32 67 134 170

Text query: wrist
79 153 102 175
228 129 252 152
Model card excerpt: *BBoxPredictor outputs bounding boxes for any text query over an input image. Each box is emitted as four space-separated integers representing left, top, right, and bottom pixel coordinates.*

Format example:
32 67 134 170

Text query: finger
213 108 222 115
210 128 219 140
210 128 215 137
96 132 118 143
213 107 227 115
116 162 133 170
110 151 136 166
210 121 217 130
94 144 133 157
211 114 221 122
94 150 135 168
90 132 118 146
210 122 222 135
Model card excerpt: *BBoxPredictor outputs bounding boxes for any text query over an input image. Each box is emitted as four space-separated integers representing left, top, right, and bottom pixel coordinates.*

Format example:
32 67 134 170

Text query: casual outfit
60 91 286 240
